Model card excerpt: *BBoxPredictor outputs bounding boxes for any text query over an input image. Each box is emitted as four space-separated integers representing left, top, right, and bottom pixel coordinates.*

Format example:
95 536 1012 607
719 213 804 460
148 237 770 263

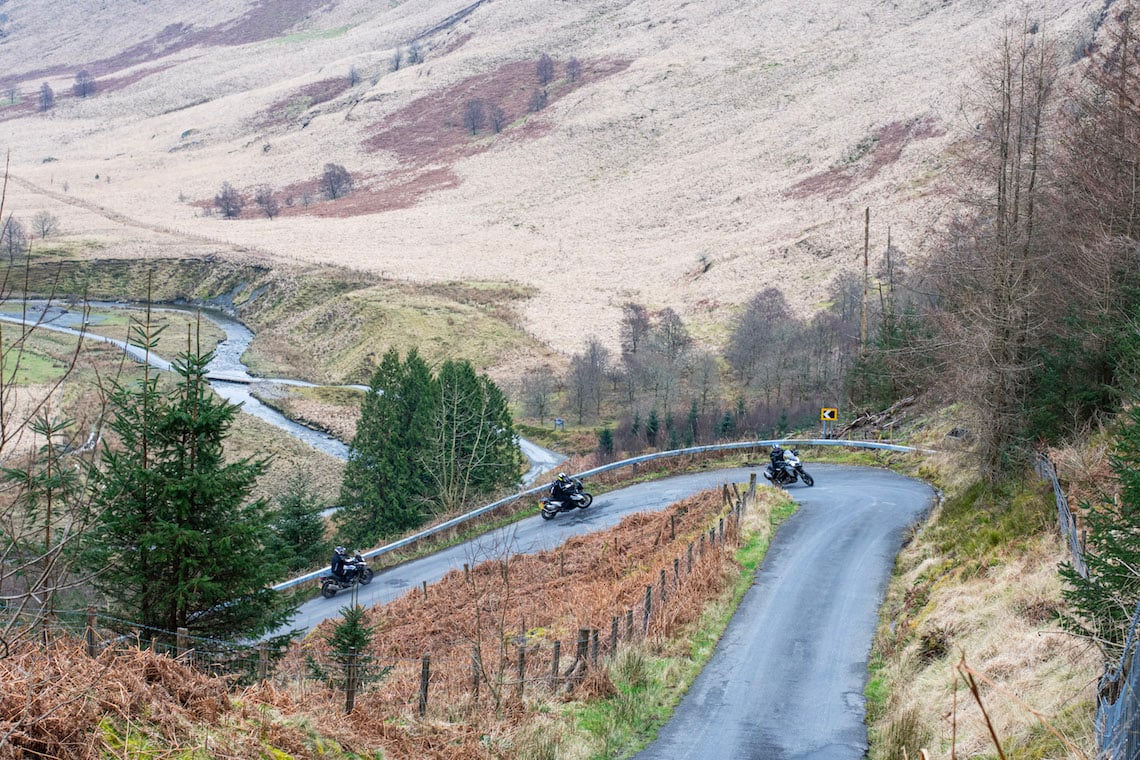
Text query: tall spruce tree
80 316 296 642
268 473 330 574
337 348 436 546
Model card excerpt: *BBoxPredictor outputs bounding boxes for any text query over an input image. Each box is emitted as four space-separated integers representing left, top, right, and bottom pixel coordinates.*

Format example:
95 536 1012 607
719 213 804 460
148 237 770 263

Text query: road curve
633 464 934 760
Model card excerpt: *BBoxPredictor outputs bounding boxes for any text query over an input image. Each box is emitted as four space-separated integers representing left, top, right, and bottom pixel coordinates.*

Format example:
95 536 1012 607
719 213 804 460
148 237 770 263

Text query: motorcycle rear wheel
320 580 339 599
541 506 556 520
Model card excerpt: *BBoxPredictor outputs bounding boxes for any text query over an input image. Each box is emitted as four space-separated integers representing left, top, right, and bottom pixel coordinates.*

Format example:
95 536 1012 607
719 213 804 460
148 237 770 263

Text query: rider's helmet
771 444 783 455
557 472 570 484
335 545 346 556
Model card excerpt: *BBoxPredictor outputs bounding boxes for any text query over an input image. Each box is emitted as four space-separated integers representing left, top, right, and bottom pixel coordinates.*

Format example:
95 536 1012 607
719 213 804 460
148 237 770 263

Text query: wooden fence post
551 641 560 685
85 605 98 658
472 645 481 699
258 641 268 683
659 569 667 604
590 630 599 666
643 585 653 634
464 563 470 582
626 609 634 640
516 644 526 701
673 558 680 588
670 514 676 541
610 616 619 655
687 542 693 573
344 647 358 714
422 580 428 600
176 627 189 659
418 655 430 717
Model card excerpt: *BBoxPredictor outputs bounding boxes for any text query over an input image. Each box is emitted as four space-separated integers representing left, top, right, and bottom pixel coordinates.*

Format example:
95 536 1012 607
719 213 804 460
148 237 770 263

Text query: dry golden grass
0 0 1102 356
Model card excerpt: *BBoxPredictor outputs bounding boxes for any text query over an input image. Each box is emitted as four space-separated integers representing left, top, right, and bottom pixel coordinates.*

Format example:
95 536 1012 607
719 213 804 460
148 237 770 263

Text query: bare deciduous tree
528 88 547 113
72 70 95 98
407 42 423 65
348 64 361 86
536 53 555 85
31 210 59 239
462 98 485 135
322 163 353 200
254 184 279 220
2 215 26 255
488 103 507 134
391 47 403 72
620 302 651 356
214 182 244 219
567 57 582 83
38 83 53 112
520 368 553 424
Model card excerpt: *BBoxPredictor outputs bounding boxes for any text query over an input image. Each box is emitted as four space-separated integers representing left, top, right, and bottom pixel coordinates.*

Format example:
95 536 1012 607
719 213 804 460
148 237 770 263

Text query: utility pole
861 207 870 353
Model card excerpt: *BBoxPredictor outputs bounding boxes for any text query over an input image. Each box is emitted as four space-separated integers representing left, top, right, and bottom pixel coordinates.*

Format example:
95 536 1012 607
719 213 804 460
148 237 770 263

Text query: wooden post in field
670 514 676 540
418 655 430 717
463 563 470 582
422 580 428 600
610 616 619 654
472 645 481 698
516 644 526 701
345 647 358 714
551 641 560 684
85 605 98 657
643 585 653 634
258 641 268 682
687 542 693 573
626 609 634 640
659 569 667 604
673 558 680 588
176 627 189 659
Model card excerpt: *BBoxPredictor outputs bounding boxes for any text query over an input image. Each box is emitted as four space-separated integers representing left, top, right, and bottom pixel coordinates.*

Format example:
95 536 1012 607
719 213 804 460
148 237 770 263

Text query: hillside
0 0 1105 363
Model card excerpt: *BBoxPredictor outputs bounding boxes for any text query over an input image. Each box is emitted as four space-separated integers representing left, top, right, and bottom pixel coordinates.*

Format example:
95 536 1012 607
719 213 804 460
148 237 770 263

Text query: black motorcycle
320 552 375 598
540 478 593 520
763 449 815 487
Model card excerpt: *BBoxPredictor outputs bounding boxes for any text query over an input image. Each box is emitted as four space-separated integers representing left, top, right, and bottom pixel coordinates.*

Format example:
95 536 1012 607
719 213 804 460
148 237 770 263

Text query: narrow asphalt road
633 464 934 760
278 458 934 760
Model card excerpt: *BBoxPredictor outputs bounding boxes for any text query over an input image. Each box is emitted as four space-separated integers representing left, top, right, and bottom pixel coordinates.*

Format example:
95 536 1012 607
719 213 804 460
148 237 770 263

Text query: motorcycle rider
769 445 789 480
330 545 356 583
549 472 579 507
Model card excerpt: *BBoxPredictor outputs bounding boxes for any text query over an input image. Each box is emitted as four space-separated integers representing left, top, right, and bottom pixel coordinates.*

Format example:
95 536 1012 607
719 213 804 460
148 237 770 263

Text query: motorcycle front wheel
801 472 815 487
358 567 374 584
577 493 593 508
320 580 339 599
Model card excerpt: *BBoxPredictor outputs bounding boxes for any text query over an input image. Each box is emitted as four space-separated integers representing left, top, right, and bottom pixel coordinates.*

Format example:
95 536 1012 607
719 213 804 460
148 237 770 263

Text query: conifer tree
81 316 296 642
269 473 330 574
337 348 436 545
1061 403 1140 658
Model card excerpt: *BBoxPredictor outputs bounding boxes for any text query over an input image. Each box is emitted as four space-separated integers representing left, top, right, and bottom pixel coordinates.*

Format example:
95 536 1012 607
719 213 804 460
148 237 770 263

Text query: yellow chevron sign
820 407 838 421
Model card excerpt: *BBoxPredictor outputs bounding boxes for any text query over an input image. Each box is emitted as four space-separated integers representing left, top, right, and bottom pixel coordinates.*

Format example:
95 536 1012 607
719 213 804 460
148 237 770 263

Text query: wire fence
1 480 759 720
1036 453 1137 759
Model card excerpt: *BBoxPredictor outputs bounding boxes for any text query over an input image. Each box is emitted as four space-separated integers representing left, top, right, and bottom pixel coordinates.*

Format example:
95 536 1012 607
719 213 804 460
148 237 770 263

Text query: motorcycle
763 448 815 487
540 478 593 520
320 552 375 598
